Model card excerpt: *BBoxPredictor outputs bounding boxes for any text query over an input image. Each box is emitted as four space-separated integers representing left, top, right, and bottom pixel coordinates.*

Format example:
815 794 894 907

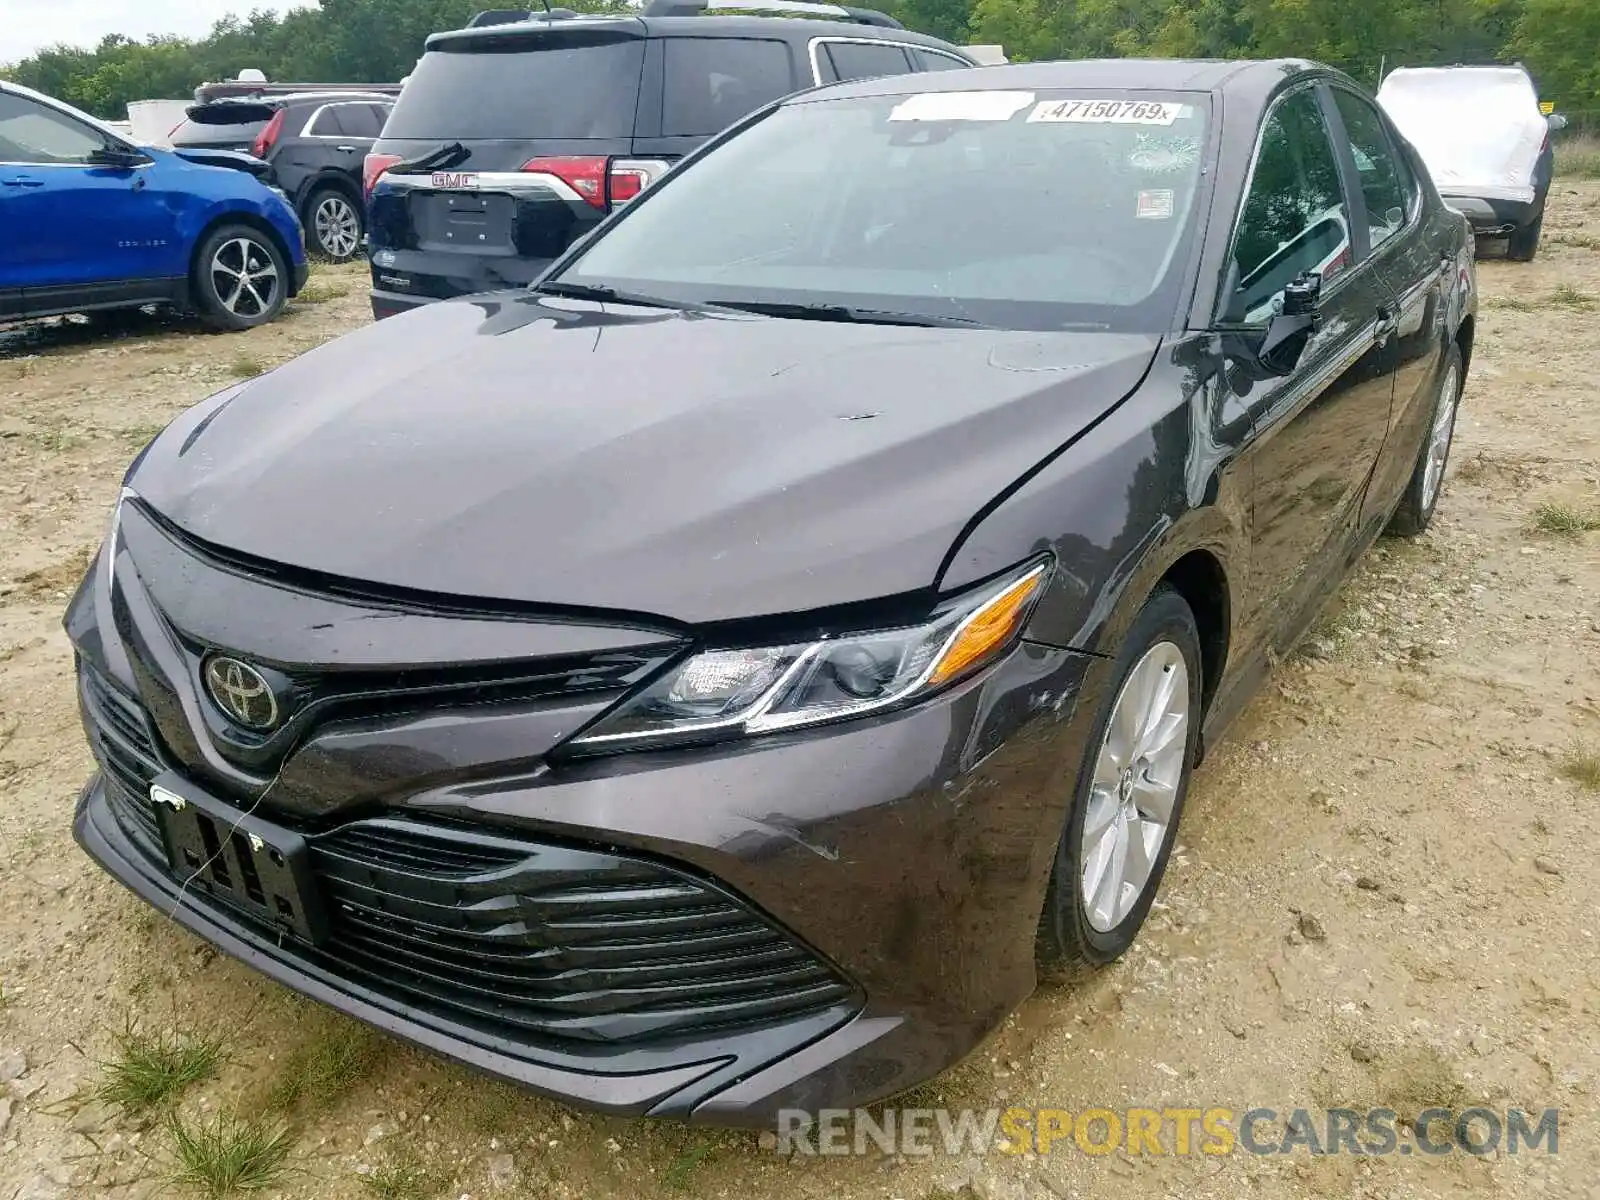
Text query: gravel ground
2 188 1599 1200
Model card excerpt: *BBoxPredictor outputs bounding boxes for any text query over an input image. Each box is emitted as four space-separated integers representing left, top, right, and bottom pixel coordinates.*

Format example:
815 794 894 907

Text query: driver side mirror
88 143 149 170
1547 113 1569 134
1258 270 1322 374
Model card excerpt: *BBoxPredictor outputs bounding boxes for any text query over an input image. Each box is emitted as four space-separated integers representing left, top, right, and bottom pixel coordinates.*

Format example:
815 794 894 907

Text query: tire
1037 586 1202 967
1507 208 1544 262
305 185 363 261
191 225 289 332
1386 342 1464 537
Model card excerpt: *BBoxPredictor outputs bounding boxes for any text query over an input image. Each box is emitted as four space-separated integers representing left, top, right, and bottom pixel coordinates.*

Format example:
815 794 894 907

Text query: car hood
131 292 1158 625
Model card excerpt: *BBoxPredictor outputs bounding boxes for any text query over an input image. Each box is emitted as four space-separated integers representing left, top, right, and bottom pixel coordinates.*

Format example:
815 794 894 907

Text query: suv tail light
364 152 403 198
521 156 666 210
251 109 285 160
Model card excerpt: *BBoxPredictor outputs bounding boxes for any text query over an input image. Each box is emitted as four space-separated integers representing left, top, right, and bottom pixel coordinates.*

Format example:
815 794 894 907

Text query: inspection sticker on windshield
1028 99 1183 125
888 91 1035 122
1136 189 1175 219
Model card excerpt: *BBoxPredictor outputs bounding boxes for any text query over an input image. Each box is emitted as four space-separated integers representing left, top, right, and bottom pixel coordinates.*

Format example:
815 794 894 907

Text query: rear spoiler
641 0 904 26
193 80 403 103
464 1 903 25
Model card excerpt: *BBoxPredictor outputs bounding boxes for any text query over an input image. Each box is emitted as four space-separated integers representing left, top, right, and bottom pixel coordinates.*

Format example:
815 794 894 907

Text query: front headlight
567 559 1050 754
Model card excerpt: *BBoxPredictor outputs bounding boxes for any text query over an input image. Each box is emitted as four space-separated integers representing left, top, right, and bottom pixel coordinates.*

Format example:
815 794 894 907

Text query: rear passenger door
1327 85 1450 531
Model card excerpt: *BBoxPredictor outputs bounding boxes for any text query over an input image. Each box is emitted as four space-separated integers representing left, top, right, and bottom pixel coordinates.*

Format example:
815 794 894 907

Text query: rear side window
821 41 913 83
911 48 968 71
384 37 646 140
662 38 796 137
311 103 383 138
1331 89 1410 250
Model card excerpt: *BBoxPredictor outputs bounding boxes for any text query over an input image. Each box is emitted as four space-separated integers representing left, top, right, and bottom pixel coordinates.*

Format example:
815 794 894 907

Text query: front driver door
0 91 178 307
1226 84 1398 653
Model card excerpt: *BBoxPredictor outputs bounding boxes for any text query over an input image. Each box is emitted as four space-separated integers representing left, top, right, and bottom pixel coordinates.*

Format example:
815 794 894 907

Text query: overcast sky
1 0 312 65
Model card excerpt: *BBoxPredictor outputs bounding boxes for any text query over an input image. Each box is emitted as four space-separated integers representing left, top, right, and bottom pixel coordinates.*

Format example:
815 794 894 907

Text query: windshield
555 89 1211 331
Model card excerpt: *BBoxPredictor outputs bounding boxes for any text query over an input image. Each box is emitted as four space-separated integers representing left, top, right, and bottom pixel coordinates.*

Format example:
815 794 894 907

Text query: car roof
790 57 1326 107
426 13 969 52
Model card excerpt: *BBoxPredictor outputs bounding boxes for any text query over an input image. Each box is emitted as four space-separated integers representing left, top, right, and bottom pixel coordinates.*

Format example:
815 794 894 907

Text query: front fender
940 335 1252 671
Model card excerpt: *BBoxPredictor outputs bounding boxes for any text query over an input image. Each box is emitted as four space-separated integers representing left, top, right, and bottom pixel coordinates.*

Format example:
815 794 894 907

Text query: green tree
1510 0 1600 107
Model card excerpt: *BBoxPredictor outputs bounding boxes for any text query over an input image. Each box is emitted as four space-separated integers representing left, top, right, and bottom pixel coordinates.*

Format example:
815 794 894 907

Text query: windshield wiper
391 141 469 175
702 300 986 328
533 280 691 309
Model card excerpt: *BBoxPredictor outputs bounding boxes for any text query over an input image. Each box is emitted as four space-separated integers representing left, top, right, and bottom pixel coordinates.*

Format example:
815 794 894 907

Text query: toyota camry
69 59 1475 1125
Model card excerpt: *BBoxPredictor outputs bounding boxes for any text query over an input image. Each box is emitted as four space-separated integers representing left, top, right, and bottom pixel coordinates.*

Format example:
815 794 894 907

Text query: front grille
308 823 857 1045
80 663 859 1050
81 665 164 853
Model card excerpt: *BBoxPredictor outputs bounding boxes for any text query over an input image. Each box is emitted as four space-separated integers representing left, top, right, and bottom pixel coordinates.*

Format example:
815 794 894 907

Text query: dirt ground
2 187 1599 1200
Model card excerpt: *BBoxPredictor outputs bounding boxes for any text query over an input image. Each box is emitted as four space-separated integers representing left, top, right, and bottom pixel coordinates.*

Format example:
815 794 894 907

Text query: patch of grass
361 1158 447 1200
663 1142 716 1191
1531 501 1600 538
1484 294 1536 312
93 1022 225 1114
1547 284 1598 310
1557 743 1600 791
1555 136 1600 180
267 1018 382 1112
228 355 267 379
294 278 350 304
166 1111 293 1198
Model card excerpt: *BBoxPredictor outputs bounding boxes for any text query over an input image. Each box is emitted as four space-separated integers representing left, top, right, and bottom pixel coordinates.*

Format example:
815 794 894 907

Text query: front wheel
191 225 288 331
306 186 363 261
1386 342 1464 537
1037 586 1202 967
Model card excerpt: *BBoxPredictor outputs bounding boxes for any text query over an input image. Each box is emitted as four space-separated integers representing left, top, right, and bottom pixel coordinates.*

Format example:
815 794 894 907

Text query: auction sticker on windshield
431 171 480 189
1028 100 1183 125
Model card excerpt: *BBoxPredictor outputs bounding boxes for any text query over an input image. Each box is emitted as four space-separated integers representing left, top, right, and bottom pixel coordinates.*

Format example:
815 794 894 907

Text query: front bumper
67 516 1101 1123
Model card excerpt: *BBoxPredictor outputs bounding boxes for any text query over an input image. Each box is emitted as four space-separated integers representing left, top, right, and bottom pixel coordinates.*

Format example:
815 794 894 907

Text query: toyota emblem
203 657 280 731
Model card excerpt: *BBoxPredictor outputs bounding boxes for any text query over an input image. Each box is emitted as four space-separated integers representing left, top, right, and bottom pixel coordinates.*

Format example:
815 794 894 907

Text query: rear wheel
306 186 363 261
1507 208 1544 262
1387 343 1464 537
1037 587 1201 967
191 225 288 331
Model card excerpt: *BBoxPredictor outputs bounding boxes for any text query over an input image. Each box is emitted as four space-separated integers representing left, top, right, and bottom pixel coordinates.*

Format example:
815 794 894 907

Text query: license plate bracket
150 773 327 944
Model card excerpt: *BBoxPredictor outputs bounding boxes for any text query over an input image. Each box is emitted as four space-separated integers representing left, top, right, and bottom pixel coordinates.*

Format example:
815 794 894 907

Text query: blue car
1 80 308 331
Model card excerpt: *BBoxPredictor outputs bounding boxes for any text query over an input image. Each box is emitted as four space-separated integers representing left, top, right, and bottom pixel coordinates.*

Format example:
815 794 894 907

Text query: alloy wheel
1079 641 1189 932
313 195 361 259
1421 358 1461 512
209 237 280 318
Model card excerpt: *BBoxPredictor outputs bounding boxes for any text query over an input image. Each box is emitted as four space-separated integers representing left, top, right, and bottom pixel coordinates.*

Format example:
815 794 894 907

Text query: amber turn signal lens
927 567 1046 687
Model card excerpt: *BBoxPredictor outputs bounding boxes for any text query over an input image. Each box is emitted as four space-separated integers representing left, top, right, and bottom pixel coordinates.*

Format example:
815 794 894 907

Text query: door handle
336 145 358 152
2 176 44 187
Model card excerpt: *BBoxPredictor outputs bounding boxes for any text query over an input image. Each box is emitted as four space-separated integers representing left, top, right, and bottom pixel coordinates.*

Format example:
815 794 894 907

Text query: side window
368 104 394 136
824 42 913 83
0 92 108 164
1332 89 1410 249
911 48 969 72
307 106 345 137
1230 89 1352 323
663 39 795 137
334 104 382 138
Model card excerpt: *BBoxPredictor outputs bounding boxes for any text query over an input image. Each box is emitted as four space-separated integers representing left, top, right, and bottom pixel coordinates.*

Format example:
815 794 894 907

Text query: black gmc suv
364 0 978 318
176 91 397 260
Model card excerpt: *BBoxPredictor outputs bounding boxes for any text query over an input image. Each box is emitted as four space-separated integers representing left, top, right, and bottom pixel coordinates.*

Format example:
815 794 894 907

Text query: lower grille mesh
79 663 858 1049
